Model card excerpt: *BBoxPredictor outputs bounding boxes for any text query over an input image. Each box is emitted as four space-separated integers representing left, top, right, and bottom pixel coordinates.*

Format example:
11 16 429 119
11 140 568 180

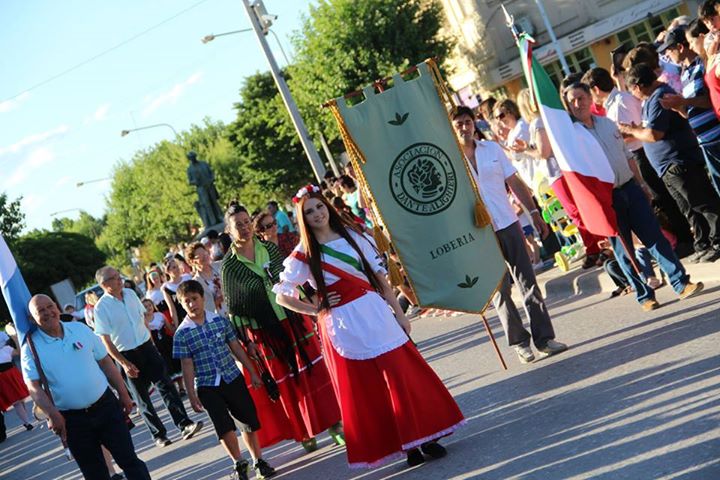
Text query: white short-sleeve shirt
468 140 520 232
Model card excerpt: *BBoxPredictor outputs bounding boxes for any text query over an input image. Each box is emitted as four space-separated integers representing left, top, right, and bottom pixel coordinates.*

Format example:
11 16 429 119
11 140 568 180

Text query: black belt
60 388 112 414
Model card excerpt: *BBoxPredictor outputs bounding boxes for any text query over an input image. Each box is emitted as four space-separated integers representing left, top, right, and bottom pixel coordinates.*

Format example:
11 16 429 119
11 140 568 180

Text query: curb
537 261 720 299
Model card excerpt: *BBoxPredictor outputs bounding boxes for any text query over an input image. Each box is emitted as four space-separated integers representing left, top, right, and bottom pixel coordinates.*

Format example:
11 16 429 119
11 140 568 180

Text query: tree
227 71 314 199
0 192 25 242
51 211 106 240
12 231 106 300
289 0 453 143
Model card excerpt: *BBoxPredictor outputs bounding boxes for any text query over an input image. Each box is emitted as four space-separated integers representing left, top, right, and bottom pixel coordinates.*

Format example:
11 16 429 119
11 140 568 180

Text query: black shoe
420 441 447 459
110 474 125 480
154 437 172 448
181 421 203 440
232 459 250 480
253 458 277 479
582 254 599 269
406 448 425 467
698 248 720 262
24 423 34 431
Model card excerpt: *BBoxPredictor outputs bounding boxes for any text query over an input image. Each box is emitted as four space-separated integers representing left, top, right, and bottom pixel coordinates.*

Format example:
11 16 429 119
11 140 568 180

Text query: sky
0 0 315 232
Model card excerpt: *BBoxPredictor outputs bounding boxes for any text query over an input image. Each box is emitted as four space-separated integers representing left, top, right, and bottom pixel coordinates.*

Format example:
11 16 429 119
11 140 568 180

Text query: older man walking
23 294 151 480
93 266 202 447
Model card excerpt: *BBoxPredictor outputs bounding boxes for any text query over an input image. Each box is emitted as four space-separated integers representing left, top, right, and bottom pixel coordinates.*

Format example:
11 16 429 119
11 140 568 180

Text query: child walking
274 187 465 469
173 280 277 480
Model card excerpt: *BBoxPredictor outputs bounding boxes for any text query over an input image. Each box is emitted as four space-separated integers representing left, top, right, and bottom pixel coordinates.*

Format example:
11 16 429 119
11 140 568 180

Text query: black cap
657 26 688 53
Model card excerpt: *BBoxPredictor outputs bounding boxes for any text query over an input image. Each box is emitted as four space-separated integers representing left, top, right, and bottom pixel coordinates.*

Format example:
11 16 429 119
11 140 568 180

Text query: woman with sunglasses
253 211 298 257
222 201 343 454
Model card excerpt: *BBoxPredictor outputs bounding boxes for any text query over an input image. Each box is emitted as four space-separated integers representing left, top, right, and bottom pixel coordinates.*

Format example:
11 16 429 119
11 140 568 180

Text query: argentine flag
0 235 35 344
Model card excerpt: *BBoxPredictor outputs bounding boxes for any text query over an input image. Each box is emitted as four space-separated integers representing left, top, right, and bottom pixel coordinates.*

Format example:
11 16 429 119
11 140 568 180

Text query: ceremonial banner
327 61 505 313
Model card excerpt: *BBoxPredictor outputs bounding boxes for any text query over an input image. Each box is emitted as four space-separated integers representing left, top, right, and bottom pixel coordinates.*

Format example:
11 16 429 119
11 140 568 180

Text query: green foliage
12 231 106 297
227 71 313 201
0 192 25 242
51 211 106 240
103 119 238 265
289 0 453 142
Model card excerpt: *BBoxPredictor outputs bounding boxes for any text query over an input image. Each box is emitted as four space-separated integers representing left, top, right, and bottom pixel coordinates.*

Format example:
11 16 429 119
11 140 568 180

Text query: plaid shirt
172 311 241 388
682 56 720 144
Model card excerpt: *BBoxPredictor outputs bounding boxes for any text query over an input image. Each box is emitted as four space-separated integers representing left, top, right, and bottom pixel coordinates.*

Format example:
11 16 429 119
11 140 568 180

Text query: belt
60 388 112 414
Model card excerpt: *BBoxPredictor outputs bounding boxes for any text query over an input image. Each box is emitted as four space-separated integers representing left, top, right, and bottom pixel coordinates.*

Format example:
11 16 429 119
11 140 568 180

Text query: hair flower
292 184 321 203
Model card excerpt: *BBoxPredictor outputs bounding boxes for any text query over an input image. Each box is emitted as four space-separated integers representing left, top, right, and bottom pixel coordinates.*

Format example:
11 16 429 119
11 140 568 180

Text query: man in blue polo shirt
94 266 202 448
23 294 150 480
620 63 720 262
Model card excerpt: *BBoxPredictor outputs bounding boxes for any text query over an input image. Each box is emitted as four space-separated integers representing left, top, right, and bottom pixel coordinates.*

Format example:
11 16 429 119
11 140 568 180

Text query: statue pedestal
196 221 226 240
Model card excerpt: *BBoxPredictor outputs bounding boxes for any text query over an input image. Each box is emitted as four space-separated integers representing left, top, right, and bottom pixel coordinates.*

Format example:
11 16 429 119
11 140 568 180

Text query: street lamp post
241 0 325 181
120 123 179 138
76 177 111 188
201 28 253 44
50 208 82 217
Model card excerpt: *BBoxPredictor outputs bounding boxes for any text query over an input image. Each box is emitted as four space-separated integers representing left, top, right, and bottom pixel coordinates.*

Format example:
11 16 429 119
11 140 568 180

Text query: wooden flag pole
479 312 508 370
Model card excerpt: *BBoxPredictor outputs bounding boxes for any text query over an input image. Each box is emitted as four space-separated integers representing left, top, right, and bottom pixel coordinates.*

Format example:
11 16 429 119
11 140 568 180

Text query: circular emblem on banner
389 142 457 215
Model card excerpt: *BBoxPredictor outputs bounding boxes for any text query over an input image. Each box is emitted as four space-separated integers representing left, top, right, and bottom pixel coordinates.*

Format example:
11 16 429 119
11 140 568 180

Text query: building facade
441 0 700 104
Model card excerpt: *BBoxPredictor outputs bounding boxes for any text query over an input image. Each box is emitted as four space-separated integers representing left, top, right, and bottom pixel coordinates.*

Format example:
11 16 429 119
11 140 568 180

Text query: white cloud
84 103 111 125
0 92 31 113
22 193 47 214
53 175 73 188
141 71 203 117
2 147 57 189
0 124 70 156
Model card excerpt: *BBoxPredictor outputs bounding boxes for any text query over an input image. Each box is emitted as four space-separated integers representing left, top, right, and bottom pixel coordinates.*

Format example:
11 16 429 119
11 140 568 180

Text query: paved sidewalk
1 283 719 479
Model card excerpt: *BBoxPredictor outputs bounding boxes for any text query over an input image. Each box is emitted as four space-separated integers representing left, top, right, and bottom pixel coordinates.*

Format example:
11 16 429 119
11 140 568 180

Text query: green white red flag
517 33 618 237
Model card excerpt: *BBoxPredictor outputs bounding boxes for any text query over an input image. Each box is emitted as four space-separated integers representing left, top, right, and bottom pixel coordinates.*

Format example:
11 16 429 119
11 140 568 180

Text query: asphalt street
2 280 719 480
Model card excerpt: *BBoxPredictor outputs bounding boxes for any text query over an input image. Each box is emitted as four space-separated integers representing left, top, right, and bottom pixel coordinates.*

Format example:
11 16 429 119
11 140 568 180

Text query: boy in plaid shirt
173 280 276 480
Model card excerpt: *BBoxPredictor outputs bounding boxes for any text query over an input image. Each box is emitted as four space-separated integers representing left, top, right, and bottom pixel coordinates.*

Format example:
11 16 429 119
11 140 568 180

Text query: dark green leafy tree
51 211 106 240
227 71 313 198
289 0 453 143
0 192 25 242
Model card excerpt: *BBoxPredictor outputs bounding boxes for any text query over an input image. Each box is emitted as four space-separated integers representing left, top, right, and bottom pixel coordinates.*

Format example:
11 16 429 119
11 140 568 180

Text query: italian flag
518 33 618 237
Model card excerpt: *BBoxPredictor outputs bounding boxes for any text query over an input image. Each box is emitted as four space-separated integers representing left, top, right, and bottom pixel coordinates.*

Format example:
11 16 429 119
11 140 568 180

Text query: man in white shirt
452 106 567 364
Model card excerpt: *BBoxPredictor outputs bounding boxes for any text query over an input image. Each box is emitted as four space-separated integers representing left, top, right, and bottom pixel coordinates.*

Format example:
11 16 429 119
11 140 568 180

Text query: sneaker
679 281 704 300
514 344 535 364
23 423 34 431
609 287 625 298
253 458 277 479
537 340 568 357
110 474 125 480
181 421 203 440
406 448 425 467
405 305 422 319
301 437 318 453
154 437 172 448
420 441 447 459
641 299 660 312
231 459 250 480
646 276 662 289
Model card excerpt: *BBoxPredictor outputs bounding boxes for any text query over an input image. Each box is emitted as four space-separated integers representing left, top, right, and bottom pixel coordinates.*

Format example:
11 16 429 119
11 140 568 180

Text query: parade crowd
3 2 720 480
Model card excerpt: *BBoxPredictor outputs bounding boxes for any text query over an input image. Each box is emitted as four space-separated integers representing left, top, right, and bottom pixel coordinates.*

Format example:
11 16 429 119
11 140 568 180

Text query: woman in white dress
274 186 464 469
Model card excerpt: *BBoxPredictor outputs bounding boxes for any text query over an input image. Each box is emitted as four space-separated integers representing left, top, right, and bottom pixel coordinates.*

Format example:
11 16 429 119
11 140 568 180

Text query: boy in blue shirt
173 280 276 480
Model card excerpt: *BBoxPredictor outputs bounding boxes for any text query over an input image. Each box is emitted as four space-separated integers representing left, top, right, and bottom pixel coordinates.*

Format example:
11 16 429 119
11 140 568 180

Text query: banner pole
479 313 508 370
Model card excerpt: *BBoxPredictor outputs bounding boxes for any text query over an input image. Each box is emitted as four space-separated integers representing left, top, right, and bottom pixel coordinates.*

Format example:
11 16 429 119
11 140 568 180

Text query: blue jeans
610 180 689 303
700 140 720 198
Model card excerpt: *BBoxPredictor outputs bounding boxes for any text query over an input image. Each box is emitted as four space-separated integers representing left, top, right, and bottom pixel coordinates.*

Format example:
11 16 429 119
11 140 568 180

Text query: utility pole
534 0 570 75
241 0 325 181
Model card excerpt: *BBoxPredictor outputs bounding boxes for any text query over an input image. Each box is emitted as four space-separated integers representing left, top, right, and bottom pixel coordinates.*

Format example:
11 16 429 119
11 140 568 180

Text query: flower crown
292 184 321 203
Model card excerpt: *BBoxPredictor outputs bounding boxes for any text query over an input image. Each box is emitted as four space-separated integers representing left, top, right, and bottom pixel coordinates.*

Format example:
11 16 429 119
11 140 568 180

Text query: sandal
327 423 345 446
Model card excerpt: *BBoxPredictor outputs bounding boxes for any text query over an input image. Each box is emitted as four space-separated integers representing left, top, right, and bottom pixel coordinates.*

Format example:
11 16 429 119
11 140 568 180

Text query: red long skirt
0 366 29 411
244 318 341 447
318 323 465 469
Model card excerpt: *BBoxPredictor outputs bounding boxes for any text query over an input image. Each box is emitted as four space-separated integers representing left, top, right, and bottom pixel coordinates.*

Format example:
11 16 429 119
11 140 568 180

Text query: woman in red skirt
221 201 343 453
275 187 464 469
0 333 33 431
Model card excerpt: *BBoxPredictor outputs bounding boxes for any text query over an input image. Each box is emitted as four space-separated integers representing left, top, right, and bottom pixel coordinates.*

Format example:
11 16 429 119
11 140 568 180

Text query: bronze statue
186 151 223 228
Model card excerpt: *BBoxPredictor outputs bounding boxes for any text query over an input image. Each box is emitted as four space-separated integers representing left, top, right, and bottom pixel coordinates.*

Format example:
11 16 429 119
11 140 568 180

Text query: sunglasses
258 220 276 232
495 111 507 120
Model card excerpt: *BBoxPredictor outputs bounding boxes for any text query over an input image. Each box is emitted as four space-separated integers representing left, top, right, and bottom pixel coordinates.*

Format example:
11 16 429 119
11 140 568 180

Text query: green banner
329 61 505 313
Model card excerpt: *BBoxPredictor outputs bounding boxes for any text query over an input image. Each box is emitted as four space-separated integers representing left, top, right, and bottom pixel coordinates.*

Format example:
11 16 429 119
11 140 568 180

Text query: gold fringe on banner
372 225 390 252
387 260 404 287
427 58 492 229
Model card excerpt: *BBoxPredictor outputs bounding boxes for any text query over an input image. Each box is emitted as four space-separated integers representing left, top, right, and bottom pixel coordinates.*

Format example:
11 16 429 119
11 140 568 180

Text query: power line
1 0 212 103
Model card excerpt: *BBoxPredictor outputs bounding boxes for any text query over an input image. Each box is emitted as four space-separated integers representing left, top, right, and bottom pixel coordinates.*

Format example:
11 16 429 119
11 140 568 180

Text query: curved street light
50 208 82 217
76 177 111 188
201 27 290 65
120 123 179 138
